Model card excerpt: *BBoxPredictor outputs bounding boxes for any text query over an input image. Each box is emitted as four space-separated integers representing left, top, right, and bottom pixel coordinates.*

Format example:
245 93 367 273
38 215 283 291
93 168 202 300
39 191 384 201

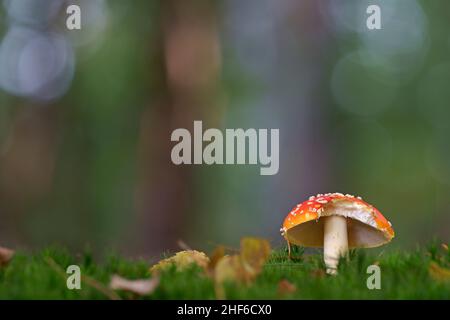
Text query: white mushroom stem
323 215 348 275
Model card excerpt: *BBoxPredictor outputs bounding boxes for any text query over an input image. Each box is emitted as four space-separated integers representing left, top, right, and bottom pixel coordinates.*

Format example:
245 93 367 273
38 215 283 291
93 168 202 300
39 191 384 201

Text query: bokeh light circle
331 52 397 116
0 27 75 101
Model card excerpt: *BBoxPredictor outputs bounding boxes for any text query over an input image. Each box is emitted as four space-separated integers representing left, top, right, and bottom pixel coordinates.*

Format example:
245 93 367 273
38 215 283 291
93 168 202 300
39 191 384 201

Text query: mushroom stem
323 215 348 275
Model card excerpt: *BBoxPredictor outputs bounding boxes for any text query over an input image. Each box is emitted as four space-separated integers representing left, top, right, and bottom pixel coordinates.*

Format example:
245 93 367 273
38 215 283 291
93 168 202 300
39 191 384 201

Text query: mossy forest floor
0 243 449 299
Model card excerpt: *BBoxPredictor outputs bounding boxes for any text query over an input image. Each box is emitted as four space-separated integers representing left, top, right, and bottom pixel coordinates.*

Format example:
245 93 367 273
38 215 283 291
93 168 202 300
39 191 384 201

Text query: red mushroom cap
281 193 395 248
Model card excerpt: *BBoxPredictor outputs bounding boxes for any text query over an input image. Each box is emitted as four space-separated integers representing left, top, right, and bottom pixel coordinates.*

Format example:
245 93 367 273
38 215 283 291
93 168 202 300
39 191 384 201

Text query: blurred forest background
0 0 448 257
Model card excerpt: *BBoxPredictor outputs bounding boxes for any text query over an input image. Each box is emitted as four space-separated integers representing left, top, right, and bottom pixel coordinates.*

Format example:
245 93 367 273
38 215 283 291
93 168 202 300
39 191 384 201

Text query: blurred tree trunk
133 0 223 256
0 105 59 245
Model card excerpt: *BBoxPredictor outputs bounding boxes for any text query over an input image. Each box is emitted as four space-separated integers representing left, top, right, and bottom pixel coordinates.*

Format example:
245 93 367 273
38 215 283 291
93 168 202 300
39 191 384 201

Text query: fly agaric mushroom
281 193 394 274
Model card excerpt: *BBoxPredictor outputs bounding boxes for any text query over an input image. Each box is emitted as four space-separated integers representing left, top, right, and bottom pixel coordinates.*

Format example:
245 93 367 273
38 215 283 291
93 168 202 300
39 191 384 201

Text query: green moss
0 243 448 299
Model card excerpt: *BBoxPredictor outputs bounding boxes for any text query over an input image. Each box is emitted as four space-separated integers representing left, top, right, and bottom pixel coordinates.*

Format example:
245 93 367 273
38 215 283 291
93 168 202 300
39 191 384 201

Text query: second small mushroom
281 193 394 274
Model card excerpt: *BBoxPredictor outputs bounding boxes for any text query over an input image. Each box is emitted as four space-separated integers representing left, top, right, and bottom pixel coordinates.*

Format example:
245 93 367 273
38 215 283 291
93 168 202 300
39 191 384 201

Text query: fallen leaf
441 243 449 252
213 237 271 299
215 237 271 284
109 275 159 296
208 245 226 274
240 237 271 281
429 262 450 282
150 250 210 274
214 255 245 284
0 246 14 266
278 279 297 295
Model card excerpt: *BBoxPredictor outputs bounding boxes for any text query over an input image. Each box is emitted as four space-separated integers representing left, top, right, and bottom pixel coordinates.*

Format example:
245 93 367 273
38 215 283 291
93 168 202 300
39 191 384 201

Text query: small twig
177 240 192 251
82 274 121 300
286 240 292 260
45 257 67 278
45 257 121 300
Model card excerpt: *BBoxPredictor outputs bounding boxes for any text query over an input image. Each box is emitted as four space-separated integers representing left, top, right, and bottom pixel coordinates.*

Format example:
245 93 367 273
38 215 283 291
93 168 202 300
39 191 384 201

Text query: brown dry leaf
240 237 271 281
214 255 246 300
429 262 450 282
213 237 271 299
109 275 159 296
0 246 14 266
208 245 226 273
441 243 449 252
150 250 210 274
214 255 245 284
278 279 297 295
214 237 271 284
